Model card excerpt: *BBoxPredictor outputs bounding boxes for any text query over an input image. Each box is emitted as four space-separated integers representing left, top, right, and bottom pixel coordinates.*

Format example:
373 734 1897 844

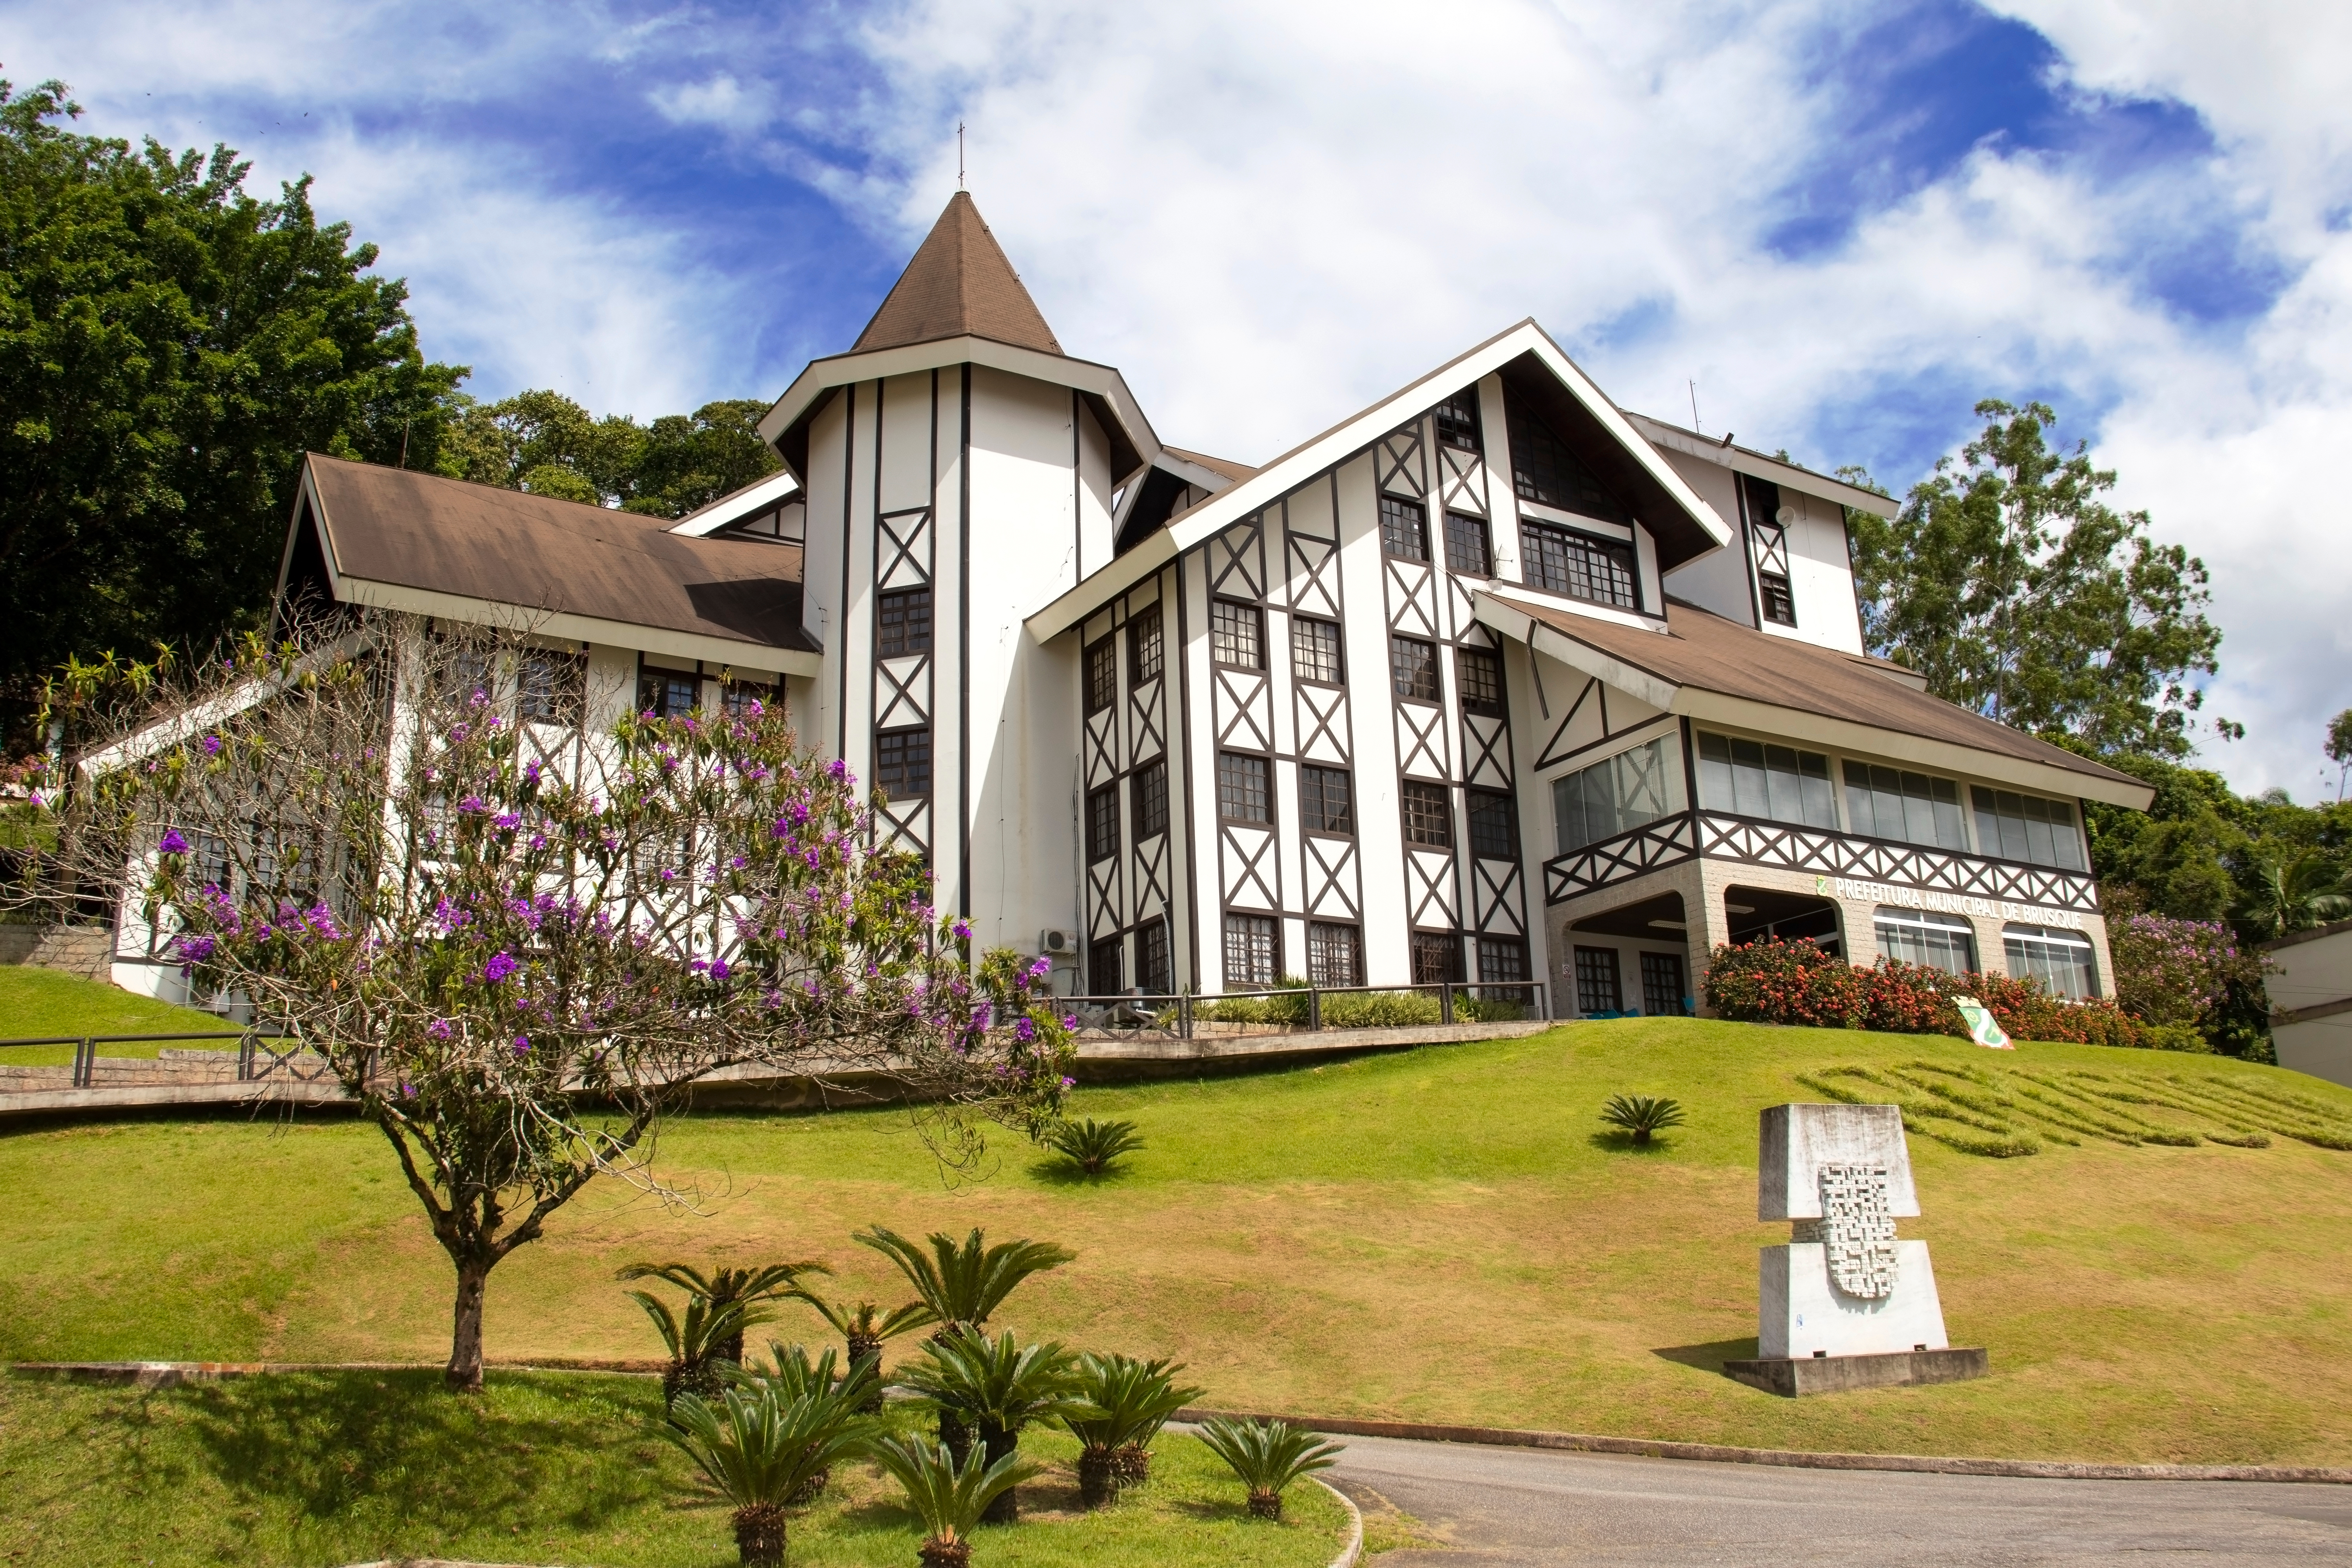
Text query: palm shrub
1195 1416 1344 1521
856 1226 1074 1339
792 1291 935 1410
728 1343 880 1504
870 1434 1041 1568
1062 1353 1203 1507
1044 1118 1145 1177
1599 1093 1686 1145
666 1380 873 1568
897 1329 1092 1522
630 1287 756 1408
619 1259 829 1365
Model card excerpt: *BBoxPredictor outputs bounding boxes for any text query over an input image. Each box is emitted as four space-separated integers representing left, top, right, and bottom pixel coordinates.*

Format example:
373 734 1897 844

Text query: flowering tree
2106 913 2261 1032
13 614 1074 1390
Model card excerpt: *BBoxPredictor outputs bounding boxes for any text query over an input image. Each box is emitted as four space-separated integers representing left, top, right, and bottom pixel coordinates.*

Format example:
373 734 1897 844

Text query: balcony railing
1543 809 2100 915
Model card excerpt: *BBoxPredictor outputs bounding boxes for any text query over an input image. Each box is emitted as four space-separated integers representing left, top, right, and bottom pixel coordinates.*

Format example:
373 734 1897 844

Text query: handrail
1051 980 1549 1039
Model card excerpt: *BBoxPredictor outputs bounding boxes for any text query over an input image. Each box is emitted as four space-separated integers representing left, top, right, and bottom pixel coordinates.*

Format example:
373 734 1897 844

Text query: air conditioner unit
1039 929 1077 956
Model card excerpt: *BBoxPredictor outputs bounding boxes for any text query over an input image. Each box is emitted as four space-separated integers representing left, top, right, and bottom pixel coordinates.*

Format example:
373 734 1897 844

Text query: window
1507 401 1628 522
1086 784 1120 863
1210 600 1263 668
1411 932 1463 986
719 679 773 723
1217 752 1270 822
1401 782 1453 848
1379 495 1429 561
1434 389 1480 452
1574 946 1622 1015
877 588 933 658
1744 476 1797 627
1390 635 1441 702
1132 761 1168 839
518 648 584 724
1875 906 1978 976
1695 732 1837 829
187 830 232 893
1477 936 1528 985
1224 914 1278 988
1456 646 1504 715
1466 789 1517 860
1088 935 1122 997
1640 951 1690 1016
1136 920 1172 993
1128 604 1163 684
2006 923 2098 1000
1553 738 1676 853
640 669 701 718
1843 762 1967 851
1084 636 1116 714
1972 787 2086 871
1443 512 1492 576
1299 766 1354 834
1291 617 1344 684
875 727 931 799
443 645 495 706
1522 520 1639 610
1308 922 1363 987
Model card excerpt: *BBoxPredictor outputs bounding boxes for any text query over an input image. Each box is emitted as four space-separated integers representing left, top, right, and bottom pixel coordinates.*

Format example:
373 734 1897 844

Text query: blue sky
6 0 2349 797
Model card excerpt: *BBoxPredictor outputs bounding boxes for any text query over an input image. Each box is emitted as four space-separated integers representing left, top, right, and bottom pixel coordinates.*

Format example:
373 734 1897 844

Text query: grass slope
0 1371 1343 1568
0 967 233 1063
2 1020 2349 1466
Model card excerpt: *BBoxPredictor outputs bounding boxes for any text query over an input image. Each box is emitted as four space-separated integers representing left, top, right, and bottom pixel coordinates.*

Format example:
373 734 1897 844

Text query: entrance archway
1722 884 1844 958
1566 890 1693 1017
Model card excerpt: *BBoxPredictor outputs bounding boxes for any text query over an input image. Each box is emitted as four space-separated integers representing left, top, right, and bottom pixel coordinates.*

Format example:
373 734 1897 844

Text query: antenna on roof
1688 378 1701 436
957 121 966 189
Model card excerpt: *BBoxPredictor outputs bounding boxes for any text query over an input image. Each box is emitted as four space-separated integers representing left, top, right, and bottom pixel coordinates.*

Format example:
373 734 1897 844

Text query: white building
240 191 2152 1017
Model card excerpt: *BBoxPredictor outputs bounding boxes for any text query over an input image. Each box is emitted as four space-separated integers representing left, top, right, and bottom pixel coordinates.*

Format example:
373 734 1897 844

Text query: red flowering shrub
1702 939 2145 1046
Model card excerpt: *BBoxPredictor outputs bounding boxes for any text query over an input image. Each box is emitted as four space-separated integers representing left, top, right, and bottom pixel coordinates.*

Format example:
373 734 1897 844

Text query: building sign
1812 876 2090 931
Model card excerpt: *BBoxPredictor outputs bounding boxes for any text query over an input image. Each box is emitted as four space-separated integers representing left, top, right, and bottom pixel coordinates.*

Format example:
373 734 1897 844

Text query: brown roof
851 192 1063 357
301 456 818 655
1510 594 2143 793
1161 445 1259 484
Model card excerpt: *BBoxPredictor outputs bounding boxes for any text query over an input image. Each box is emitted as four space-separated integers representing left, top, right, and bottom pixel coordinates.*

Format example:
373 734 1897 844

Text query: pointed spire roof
852 192 1064 357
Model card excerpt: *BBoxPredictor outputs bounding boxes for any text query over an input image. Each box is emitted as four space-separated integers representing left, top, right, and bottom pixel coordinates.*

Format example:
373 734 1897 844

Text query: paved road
1328 1435 2352 1566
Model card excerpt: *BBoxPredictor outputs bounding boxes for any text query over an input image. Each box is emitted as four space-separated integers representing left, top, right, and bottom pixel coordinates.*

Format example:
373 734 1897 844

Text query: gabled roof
852 192 1063 357
668 468 801 537
1160 446 1258 485
283 456 822 673
1623 413 1892 515
1476 591 2152 808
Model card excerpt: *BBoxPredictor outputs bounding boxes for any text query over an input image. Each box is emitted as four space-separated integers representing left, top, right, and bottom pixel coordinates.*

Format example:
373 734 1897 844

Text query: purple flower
158 829 190 855
483 951 519 984
200 735 223 756
457 795 486 814
952 919 973 942
399 1081 416 1098
1062 1014 1078 1030
495 812 521 831
427 1019 453 1039
172 933 216 962
1014 1016 1036 1044
1059 1075 1076 1089
1027 956 1052 983
524 759 543 784
512 1036 531 1056
709 959 730 981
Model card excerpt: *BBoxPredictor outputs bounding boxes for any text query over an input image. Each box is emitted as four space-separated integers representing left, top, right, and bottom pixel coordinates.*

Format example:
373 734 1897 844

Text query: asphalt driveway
1327 1434 2352 1566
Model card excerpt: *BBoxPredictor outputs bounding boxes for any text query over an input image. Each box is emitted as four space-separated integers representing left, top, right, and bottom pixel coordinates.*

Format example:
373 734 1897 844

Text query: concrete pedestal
1724 1347 1989 1397
1760 1240 1948 1359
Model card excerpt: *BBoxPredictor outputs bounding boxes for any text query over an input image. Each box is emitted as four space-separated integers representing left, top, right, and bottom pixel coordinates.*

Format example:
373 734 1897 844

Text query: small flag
1952 995 2013 1049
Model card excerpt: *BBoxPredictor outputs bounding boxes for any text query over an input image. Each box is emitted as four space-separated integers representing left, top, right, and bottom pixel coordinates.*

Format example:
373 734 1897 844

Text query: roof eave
333 576 823 677
1624 413 1895 516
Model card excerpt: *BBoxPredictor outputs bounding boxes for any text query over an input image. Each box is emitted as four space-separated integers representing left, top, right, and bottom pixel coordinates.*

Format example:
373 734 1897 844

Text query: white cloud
648 72 778 135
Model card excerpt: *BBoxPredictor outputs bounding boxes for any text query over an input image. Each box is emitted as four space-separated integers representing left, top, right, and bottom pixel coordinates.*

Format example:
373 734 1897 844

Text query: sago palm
1043 1117 1146 1177
665 1380 873 1568
1195 1416 1345 1521
1599 1092 1687 1145
1061 1352 1203 1507
618 1257 830 1364
791 1289 936 1409
854 1226 1075 1339
896 1328 1093 1522
728 1343 882 1504
630 1288 756 1409
869 1434 1040 1568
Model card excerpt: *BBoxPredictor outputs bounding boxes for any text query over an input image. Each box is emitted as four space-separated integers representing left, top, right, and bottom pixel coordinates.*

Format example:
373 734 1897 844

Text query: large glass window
1507 401 1628 523
1477 936 1528 985
519 648 585 724
1127 603 1163 684
1210 600 1263 668
1552 738 1675 854
1435 389 1480 452
1411 932 1462 985
1843 761 1967 850
1972 787 2086 870
1088 935 1122 997
1217 753 1270 823
1224 914 1278 988
1444 512 1491 576
1131 761 1168 839
1875 906 1978 976
1574 946 1622 1015
1299 766 1354 834
875 726 932 799
639 668 701 719
1136 920 1172 993
1522 520 1638 610
1380 495 1429 561
1467 789 1517 860
1695 732 1836 829
1390 635 1441 702
1456 647 1504 715
1308 922 1363 987
1086 784 1120 863
2006 923 2098 1000
1401 782 1453 848
878 588 933 658
1641 951 1691 1016
1291 617 1344 684
1084 636 1116 714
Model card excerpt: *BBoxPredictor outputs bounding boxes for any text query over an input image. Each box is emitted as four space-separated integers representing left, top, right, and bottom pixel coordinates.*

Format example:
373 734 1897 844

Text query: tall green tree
438 389 779 518
0 79 466 740
1848 400 2226 760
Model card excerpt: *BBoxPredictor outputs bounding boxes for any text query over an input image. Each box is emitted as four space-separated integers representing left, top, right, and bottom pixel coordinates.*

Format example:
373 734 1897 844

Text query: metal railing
1049 980 1548 1041
0 1028 327 1088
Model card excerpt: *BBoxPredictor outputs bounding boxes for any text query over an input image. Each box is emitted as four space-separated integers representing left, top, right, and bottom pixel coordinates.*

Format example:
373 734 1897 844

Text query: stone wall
0 924 115 980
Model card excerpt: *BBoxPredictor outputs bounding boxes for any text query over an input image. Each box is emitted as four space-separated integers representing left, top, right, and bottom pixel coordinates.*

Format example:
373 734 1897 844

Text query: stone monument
1723 1102 1990 1397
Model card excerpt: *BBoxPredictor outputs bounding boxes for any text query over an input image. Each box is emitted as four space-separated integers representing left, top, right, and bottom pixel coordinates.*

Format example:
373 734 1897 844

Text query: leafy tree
2328 709 2352 802
1847 401 2225 760
0 80 466 742
2236 851 2352 940
438 389 780 518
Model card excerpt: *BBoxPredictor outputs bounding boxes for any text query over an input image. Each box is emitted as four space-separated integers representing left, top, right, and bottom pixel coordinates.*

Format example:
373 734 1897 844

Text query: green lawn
0 1370 1345 1568
0 966 236 1064
3 1019 2350 1471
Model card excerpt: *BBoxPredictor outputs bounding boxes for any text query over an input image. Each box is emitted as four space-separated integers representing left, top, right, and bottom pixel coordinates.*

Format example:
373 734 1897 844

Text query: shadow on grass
1652 1338 1757 1373
172 1369 671 1543
1586 1131 1677 1155
1022 1156 1144 1188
